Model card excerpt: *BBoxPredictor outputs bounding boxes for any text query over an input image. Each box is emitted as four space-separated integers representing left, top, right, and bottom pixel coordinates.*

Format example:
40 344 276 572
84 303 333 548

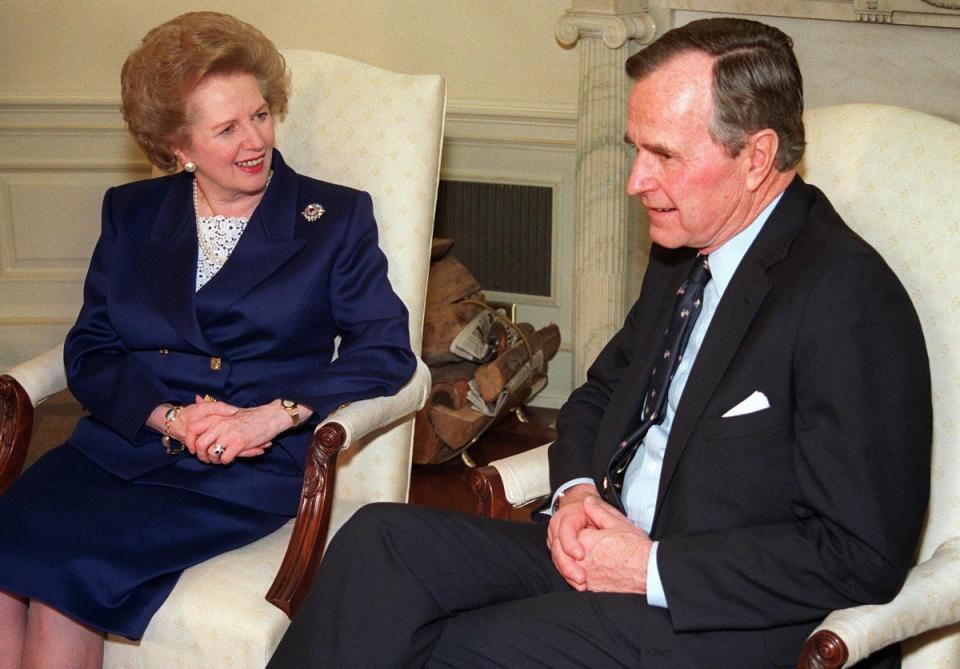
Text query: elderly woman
0 11 415 668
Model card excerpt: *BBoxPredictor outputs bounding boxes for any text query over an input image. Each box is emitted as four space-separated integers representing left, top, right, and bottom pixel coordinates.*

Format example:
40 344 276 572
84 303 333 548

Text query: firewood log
428 405 489 454
425 256 481 307
428 361 481 410
412 405 444 465
431 237 454 260
490 321 535 358
421 302 485 365
474 324 561 403
414 371 548 465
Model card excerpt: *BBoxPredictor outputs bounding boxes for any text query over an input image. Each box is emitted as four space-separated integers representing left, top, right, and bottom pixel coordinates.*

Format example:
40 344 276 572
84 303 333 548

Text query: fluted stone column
557 1 656 385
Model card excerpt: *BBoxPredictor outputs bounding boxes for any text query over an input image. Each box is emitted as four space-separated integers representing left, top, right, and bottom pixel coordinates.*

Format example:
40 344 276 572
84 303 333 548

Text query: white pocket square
722 391 770 417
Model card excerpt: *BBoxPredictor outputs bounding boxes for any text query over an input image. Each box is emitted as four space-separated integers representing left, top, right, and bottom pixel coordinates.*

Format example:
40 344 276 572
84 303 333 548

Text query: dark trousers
268 503 652 668
268 503 904 669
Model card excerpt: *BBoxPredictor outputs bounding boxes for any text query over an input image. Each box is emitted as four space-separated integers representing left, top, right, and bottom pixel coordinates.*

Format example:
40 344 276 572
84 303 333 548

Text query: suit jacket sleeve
283 190 416 422
659 251 931 631
65 187 175 443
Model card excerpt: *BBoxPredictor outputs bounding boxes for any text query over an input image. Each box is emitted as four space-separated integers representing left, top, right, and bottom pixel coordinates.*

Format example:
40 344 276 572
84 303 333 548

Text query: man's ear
743 129 779 191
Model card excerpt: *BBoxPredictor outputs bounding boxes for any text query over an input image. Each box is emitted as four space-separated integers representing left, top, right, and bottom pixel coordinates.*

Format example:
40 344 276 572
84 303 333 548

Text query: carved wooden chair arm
0 375 34 495
266 359 431 616
797 630 848 669
472 442 551 518
471 465 515 518
1 345 68 495
797 535 960 668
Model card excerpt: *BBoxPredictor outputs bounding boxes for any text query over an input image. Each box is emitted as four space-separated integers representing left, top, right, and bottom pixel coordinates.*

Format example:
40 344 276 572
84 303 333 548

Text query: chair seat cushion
104 500 368 668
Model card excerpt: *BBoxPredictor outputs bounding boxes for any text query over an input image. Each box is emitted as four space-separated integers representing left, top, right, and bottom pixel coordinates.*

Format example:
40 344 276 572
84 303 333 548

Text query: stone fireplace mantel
658 1 960 28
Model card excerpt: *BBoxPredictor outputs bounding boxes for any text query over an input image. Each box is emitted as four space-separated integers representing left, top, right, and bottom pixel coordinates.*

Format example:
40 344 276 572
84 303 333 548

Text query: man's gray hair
626 18 805 171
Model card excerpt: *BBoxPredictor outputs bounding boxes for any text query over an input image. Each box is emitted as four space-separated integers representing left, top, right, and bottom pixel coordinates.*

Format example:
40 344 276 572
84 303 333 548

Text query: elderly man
270 18 930 669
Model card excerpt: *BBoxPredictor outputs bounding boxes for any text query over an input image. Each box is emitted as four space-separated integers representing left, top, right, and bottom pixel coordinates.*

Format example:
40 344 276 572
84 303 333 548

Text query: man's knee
340 501 406 531
326 502 427 558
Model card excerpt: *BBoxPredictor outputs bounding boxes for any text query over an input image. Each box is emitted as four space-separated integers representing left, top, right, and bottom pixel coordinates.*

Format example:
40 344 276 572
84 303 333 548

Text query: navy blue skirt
0 445 290 639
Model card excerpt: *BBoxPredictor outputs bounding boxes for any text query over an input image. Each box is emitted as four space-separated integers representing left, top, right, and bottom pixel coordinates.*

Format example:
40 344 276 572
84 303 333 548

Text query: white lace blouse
195 215 248 290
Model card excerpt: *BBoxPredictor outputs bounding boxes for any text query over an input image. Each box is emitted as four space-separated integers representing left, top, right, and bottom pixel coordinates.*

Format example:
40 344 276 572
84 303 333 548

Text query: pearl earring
183 161 197 173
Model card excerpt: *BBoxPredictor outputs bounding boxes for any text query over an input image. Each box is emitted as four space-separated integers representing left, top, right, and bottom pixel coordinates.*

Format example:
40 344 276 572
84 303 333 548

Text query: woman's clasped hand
152 396 312 465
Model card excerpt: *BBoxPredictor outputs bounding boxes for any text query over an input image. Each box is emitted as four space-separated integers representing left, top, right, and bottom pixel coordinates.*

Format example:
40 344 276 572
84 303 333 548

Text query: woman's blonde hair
121 11 289 171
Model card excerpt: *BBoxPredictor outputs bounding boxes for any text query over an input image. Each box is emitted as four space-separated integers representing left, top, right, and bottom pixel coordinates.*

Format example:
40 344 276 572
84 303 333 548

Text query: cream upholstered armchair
0 50 445 667
471 104 960 668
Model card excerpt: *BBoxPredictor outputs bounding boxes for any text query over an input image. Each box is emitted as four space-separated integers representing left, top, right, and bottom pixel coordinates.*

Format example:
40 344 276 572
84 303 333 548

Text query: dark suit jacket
63 149 416 516
549 177 931 667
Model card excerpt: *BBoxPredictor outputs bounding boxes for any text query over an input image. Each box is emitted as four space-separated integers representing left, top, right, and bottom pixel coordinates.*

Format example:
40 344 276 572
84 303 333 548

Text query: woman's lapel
194 150 305 327
135 172 213 353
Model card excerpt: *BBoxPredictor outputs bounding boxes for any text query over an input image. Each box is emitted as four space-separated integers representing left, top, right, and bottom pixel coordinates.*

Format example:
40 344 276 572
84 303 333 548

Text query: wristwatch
280 399 300 427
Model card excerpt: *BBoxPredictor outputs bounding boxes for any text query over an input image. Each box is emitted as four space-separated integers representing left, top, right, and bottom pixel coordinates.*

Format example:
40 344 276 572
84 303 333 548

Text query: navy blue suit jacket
64 150 416 516
549 177 931 667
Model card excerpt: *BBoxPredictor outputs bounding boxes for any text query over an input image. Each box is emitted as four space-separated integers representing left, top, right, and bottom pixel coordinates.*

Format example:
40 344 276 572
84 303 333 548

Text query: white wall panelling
0 100 151 369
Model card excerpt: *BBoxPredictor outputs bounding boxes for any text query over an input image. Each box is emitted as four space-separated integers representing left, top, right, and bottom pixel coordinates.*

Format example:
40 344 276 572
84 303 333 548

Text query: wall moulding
0 98 128 131
444 101 577 147
655 0 960 27
0 306 78 325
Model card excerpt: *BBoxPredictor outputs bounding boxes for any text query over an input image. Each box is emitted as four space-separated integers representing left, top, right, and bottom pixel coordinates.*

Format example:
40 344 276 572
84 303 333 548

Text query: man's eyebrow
624 136 675 157
645 142 673 156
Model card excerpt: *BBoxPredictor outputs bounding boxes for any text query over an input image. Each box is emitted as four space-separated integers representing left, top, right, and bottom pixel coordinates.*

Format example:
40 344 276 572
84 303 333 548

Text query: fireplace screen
433 180 552 297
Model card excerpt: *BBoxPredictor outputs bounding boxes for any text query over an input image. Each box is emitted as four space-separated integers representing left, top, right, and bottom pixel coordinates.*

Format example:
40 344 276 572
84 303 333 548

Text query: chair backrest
276 50 445 504
799 103 960 667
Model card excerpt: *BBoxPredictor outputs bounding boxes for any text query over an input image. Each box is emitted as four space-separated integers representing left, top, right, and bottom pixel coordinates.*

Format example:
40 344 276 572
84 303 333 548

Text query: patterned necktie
603 255 712 511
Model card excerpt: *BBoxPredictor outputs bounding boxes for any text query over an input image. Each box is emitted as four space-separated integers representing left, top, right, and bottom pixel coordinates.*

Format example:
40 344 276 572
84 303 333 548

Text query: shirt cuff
545 477 596 516
646 541 669 608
